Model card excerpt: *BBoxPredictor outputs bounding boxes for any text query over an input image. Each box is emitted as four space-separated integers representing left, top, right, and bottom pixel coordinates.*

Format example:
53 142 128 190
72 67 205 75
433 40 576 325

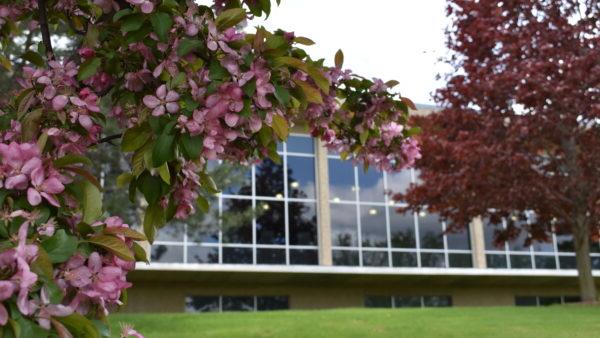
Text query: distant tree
397 0 600 301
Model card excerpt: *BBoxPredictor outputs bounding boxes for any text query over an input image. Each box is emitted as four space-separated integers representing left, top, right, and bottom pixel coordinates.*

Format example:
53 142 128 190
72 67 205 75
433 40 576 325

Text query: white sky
252 0 451 105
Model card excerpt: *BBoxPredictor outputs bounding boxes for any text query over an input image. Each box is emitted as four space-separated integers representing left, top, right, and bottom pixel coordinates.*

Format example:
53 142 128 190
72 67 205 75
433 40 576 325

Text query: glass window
392 252 418 267
332 250 359 266
362 251 389 267
186 201 219 243
151 245 183 263
331 204 358 247
256 201 285 245
289 249 318 265
287 156 316 199
185 296 219 312
418 214 444 249
360 206 387 247
446 230 470 250
559 255 576 269
328 159 356 202
289 202 317 245
389 213 416 248
394 296 421 308
364 296 392 308
257 296 289 311
421 253 446 268
257 249 286 265
486 254 508 268
221 164 252 196
222 247 252 264
515 296 537 306
357 168 385 202
483 221 505 250
534 255 556 269
539 297 562 306
508 228 530 252
449 254 472 268
556 234 575 252
155 222 184 242
222 198 252 244
532 238 555 253
187 246 218 264
387 170 413 196
564 296 580 303
255 159 284 197
423 296 452 307
286 136 314 153
510 255 532 269
222 296 254 311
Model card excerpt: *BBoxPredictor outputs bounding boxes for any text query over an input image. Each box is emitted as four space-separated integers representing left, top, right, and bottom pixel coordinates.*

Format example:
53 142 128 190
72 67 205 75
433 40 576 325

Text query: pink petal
27 187 42 206
0 304 7 326
143 95 160 109
69 96 86 107
152 105 166 116
52 95 68 111
47 304 73 317
224 113 239 127
21 157 42 175
41 177 64 194
30 166 45 186
78 115 94 130
0 281 14 301
140 1 154 14
156 85 167 100
5 174 28 190
41 192 60 207
165 102 179 114
165 90 179 102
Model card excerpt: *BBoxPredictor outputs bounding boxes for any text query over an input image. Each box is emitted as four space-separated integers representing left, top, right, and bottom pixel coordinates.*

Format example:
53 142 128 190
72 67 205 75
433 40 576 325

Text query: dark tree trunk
572 219 597 302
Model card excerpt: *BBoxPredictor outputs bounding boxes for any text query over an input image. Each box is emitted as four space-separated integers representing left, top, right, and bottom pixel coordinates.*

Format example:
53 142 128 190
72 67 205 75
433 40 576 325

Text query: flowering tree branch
37 0 54 61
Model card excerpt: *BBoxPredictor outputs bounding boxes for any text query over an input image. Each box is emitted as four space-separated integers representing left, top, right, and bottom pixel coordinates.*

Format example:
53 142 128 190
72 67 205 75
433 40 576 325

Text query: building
125 105 600 313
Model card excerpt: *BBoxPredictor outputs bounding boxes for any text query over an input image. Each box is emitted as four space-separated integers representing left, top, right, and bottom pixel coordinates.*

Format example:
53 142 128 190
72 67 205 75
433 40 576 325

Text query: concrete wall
124 281 579 312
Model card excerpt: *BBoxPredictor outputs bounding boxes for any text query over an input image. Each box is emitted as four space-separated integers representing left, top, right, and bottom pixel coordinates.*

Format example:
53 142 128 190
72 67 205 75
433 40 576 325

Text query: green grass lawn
110 306 600 338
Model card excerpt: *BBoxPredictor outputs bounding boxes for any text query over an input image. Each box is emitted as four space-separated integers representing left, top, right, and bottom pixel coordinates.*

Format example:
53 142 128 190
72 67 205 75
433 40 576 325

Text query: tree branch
96 133 123 145
38 0 54 61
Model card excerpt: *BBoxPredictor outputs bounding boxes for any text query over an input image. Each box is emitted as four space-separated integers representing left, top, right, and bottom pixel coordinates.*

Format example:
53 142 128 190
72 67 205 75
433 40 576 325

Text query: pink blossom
143 85 180 116
124 70 153 92
121 324 145 338
27 166 65 207
36 287 73 330
126 0 154 14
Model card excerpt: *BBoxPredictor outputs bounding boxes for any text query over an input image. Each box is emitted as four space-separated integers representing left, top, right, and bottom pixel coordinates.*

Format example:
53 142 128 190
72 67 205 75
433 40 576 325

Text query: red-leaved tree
397 0 600 301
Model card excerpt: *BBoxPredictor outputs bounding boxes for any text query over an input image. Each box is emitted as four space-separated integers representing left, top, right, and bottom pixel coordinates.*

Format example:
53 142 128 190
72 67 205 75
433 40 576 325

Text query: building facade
126 107 600 313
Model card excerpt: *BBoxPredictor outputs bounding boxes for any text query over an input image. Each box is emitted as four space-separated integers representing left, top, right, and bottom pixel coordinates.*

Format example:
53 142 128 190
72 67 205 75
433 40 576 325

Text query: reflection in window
421 253 446 268
185 296 219 312
332 250 359 266
289 249 318 265
357 168 385 203
418 214 444 249
222 199 253 244
362 251 388 267
151 245 183 263
394 296 421 308
365 295 452 308
328 158 356 202
222 296 254 311
364 296 392 308
222 247 252 264
392 252 418 267
257 249 286 265
257 296 289 311
387 170 412 196
287 156 316 199
289 202 317 246
256 201 285 245
187 246 218 264
331 204 358 247
390 213 416 248
360 206 387 247
510 255 532 269
255 159 284 197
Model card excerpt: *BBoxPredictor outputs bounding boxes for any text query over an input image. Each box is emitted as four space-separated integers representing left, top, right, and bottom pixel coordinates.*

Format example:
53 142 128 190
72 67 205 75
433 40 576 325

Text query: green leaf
82 180 102 224
138 173 163 204
121 124 152 152
177 38 203 57
197 195 210 214
385 80 400 88
274 84 291 106
31 246 53 277
215 8 246 30
54 154 92 168
306 65 330 93
271 115 289 141
0 55 12 72
88 235 134 261
293 79 323 104
294 36 315 45
180 134 203 159
158 163 170 184
77 57 101 81
116 172 133 188
104 227 147 241
360 130 369 145
273 56 308 72
132 242 149 263
14 316 47 338
208 60 228 81
112 8 132 22
150 11 173 42
21 51 44 67
21 108 43 141
335 49 344 68
57 313 100 338
143 205 165 243
41 229 78 263
152 132 175 167
120 13 146 33
200 172 220 194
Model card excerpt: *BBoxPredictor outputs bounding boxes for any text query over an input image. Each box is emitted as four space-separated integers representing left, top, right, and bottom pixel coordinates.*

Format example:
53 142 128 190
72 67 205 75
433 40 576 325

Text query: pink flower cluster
57 217 135 316
0 142 65 207
171 161 202 219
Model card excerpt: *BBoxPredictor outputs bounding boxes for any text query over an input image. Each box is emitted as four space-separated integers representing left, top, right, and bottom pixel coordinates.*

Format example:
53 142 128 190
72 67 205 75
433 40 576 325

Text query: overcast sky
251 0 451 105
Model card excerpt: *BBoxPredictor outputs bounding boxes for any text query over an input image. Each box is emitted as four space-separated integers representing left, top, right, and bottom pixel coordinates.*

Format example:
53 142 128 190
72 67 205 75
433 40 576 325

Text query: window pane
257 249 285 265
289 202 317 245
331 204 358 247
510 255 532 269
449 254 472 268
187 246 218 264
390 212 416 248
186 200 219 243
289 249 318 265
386 170 412 196
357 167 385 202
222 199 253 244
483 221 505 250
592 257 600 270
222 296 254 311
256 201 285 245
486 254 508 268
446 230 470 250
392 252 418 267
418 214 444 249
222 247 252 264
515 296 537 306
185 296 219 313
423 296 452 307
421 253 446 268
556 234 575 252
361 206 387 247
564 296 581 303
362 251 389 267
257 296 289 311
364 296 392 308
559 256 576 269
508 229 530 252
328 159 356 202
286 136 314 154
155 222 184 242
255 159 284 197
394 296 421 308
539 297 562 306
534 255 556 269
151 245 183 263
532 239 555 253
221 164 252 196
287 156 316 199
332 250 359 266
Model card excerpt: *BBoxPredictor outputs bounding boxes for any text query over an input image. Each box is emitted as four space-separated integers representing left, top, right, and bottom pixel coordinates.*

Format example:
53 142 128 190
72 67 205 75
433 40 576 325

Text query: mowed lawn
109 306 600 338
